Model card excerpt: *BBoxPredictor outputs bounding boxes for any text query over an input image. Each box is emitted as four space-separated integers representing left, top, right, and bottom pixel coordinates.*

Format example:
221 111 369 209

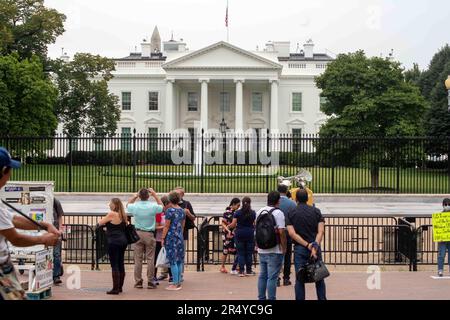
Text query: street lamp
446 76 450 113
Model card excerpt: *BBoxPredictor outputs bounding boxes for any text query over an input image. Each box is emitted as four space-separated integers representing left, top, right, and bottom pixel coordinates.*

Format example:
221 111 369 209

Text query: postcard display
0 181 55 256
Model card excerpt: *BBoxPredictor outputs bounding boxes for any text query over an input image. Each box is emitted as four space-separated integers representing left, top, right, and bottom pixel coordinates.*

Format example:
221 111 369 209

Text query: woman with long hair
228 197 256 277
219 198 240 274
98 198 128 295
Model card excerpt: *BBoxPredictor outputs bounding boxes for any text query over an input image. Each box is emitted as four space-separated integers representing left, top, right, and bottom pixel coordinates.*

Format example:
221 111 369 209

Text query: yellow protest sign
432 212 450 242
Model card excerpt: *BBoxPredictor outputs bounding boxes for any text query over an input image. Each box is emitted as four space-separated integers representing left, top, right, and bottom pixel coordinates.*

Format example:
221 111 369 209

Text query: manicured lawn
10 164 450 194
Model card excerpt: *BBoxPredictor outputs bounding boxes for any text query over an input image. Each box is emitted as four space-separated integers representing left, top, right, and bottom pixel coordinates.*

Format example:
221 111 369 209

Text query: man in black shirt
175 187 196 240
286 189 326 300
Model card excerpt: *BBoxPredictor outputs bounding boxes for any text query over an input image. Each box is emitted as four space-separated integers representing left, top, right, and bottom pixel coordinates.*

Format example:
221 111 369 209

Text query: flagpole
226 0 229 43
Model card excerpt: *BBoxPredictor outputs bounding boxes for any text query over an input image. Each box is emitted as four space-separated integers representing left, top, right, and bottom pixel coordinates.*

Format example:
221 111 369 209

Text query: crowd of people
217 184 326 300
98 186 195 294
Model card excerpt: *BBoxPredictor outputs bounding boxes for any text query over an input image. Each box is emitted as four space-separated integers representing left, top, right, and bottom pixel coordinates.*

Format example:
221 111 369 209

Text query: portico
162 41 282 132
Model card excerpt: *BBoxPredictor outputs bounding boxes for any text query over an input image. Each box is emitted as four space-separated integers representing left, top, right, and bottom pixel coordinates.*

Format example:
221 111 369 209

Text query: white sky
45 0 450 70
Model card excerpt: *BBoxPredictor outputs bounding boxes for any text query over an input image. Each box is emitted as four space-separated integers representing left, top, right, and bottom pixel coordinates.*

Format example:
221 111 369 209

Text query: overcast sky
45 0 450 70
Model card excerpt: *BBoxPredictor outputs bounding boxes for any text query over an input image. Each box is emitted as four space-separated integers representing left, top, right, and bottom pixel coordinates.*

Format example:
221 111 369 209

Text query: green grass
10 164 450 194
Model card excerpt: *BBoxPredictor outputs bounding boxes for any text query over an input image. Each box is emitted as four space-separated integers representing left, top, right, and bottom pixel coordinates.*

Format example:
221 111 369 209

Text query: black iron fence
61 213 437 272
2 133 449 194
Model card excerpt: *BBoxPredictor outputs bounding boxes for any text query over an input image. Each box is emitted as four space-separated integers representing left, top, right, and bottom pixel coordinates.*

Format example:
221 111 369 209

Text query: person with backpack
255 191 287 300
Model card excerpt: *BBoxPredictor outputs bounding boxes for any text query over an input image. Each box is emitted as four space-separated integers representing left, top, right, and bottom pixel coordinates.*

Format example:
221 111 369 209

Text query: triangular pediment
163 41 282 70
286 118 307 125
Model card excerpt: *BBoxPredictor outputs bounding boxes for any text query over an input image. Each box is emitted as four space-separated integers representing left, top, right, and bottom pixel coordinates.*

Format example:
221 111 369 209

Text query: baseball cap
0 147 21 169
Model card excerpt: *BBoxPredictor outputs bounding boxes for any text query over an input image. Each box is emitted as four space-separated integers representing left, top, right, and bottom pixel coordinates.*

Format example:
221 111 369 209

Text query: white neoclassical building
108 26 334 137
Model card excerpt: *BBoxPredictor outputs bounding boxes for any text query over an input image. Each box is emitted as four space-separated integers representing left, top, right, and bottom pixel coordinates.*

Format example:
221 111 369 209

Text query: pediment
163 41 282 70
286 118 307 125
144 117 164 125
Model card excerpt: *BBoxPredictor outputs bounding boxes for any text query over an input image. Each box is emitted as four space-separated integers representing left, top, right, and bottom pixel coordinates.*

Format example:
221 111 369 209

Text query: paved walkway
49 268 450 300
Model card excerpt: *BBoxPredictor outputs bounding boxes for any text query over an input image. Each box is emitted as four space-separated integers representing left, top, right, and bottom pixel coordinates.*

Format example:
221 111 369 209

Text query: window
320 95 328 112
220 92 230 112
122 92 131 110
148 127 158 150
252 92 263 112
148 92 159 111
94 140 103 151
292 92 302 112
188 92 198 112
69 139 78 152
121 127 132 151
292 128 302 152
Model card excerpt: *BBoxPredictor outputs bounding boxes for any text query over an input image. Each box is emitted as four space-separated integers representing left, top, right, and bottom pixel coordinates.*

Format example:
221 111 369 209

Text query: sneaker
53 278 63 285
245 271 256 276
166 285 182 291
168 278 174 284
147 282 157 289
230 270 239 275
152 277 159 285
134 280 143 289
438 271 444 278
239 273 246 277
283 279 292 286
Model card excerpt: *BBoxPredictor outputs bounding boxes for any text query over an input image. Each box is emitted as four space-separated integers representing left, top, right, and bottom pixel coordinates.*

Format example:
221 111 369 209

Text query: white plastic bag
156 247 170 268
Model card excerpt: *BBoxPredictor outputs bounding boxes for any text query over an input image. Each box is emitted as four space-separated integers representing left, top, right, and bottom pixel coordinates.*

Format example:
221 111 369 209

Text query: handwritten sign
432 212 450 242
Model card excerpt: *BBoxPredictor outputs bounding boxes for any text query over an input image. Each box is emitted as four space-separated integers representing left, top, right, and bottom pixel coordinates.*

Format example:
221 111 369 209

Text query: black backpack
255 208 278 249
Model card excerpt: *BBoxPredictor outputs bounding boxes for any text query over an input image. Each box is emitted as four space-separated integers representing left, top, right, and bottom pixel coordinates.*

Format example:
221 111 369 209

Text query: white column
270 79 279 132
200 79 209 130
234 79 244 131
165 79 175 132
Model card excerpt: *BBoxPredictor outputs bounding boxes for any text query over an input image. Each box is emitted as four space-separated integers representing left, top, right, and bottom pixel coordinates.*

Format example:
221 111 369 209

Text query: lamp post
446 76 450 113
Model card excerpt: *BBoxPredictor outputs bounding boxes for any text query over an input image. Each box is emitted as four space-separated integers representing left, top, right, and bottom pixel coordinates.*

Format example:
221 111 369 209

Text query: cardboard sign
34 249 54 290
432 212 450 242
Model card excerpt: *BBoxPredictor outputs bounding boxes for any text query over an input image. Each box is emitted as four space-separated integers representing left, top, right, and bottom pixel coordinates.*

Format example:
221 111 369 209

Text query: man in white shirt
0 147 60 300
255 191 287 300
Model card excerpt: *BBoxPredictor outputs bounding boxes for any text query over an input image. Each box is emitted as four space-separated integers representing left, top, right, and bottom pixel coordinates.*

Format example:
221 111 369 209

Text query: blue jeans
170 261 184 285
236 239 254 274
257 253 283 300
53 240 62 279
294 245 327 300
438 242 450 272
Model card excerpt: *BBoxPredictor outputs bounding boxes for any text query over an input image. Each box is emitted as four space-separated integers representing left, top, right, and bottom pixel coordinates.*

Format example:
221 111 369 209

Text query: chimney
304 39 314 59
141 38 151 58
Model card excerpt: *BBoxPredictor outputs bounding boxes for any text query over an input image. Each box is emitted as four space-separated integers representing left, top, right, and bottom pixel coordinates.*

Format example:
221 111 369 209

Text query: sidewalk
50 268 450 300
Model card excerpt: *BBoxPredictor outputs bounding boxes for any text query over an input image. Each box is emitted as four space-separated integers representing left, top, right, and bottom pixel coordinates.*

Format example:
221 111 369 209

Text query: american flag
225 1 228 27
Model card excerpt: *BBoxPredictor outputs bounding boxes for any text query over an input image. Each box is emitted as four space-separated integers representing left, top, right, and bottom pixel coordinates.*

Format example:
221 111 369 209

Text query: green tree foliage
52 53 121 137
0 0 66 62
419 45 450 140
315 51 427 188
0 53 58 136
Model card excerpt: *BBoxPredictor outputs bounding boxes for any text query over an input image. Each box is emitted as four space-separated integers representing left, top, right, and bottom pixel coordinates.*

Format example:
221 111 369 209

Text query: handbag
125 223 140 244
297 258 330 283
155 247 170 269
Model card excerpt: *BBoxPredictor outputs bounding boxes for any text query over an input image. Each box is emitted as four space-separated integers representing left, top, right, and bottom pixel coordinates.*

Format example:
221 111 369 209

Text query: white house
108 26 334 137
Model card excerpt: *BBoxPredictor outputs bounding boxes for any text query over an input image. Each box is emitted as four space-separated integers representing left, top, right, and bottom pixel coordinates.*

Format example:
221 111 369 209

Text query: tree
315 51 427 189
52 53 121 137
0 53 58 137
404 63 422 86
0 0 66 62
419 45 450 139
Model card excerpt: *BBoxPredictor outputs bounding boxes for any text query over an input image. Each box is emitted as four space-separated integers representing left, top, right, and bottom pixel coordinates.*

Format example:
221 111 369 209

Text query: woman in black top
228 197 257 276
98 198 128 295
